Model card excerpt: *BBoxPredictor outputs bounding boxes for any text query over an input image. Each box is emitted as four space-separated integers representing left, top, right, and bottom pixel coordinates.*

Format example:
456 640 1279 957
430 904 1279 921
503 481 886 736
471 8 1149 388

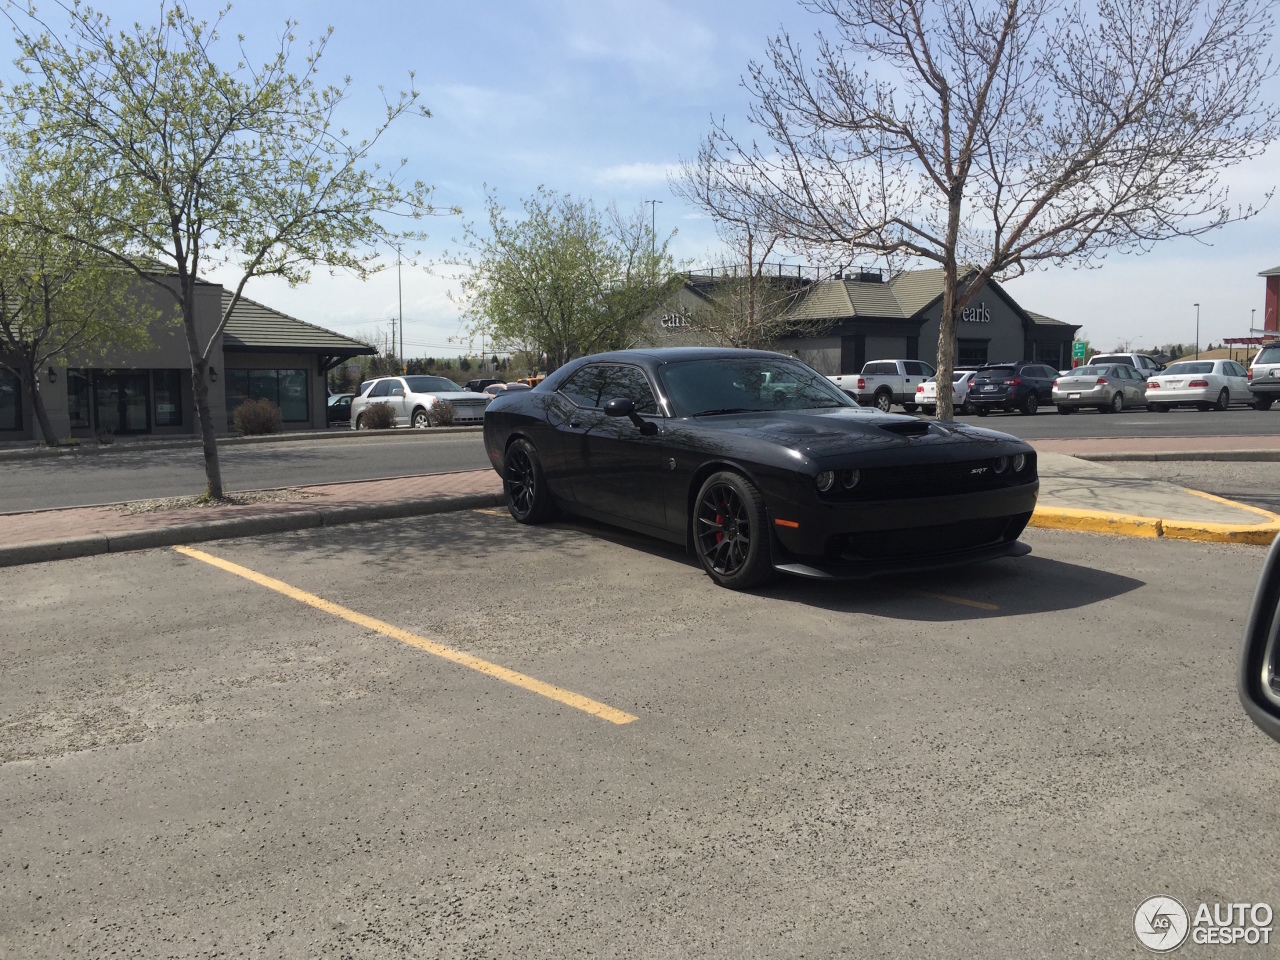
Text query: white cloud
593 161 680 187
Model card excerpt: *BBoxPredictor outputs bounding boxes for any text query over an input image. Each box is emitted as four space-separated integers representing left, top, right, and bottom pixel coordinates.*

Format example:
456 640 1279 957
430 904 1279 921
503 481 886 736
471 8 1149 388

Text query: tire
411 407 429 429
974 406 989 417
1149 402 1167 412
1196 401 1213 412
902 402 918 413
874 391 893 413
922 405 936 416
1214 388 1230 412
692 471 775 590
1108 392 1123 414
1057 405 1075 415
961 399 975 416
355 414 367 430
503 439 555 524
1020 393 1039 416
1255 396 1275 411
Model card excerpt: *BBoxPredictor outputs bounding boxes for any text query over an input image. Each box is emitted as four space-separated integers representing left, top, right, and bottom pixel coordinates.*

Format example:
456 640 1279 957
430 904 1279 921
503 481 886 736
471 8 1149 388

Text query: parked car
464 378 505 393
1052 363 1147 413
1145 359 1249 411
916 369 978 416
326 393 354 425
1084 352 1165 376
350 375 490 429
968 361 1057 416
1248 344 1280 410
515 376 546 388
484 347 1038 589
829 359 937 413
483 381 532 398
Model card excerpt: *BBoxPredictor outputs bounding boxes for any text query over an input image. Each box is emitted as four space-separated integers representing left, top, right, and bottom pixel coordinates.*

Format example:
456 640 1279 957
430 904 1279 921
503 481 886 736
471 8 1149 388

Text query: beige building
0 278 372 442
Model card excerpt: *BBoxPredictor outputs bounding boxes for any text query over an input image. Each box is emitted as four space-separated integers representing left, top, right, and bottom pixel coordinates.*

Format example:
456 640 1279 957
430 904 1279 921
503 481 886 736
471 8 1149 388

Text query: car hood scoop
876 420 932 438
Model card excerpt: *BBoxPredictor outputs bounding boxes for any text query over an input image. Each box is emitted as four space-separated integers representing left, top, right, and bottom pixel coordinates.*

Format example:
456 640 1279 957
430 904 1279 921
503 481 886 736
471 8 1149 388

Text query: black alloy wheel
1215 388 1230 411
504 439 554 524
411 407 429 429
1020 393 1039 415
874 391 893 413
693 471 774 589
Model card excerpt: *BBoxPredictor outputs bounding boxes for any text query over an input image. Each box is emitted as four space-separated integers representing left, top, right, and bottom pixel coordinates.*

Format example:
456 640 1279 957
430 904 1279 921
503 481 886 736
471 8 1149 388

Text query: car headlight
1013 453 1027 473
842 469 860 489
816 471 835 492
993 455 1009 474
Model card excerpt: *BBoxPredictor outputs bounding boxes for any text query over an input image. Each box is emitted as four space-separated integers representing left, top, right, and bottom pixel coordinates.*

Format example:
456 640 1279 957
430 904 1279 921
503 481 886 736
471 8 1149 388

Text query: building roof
220 292 375 356
1260 266 1280 277
1026 310 1071 327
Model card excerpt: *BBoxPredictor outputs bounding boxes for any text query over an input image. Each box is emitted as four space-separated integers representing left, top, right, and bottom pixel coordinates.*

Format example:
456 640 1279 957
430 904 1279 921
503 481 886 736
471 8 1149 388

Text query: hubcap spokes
697 484 751 575
507 450 535 514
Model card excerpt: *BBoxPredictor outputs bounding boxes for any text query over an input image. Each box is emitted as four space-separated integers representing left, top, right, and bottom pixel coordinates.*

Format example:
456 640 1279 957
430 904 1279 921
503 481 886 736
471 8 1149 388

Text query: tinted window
902 361 927 376
661 357 852 416
369 379 392 398
976 366 1015 379
1256 345 1280 365
561 364 658 414
405 376 463 393
1091 355 1135 366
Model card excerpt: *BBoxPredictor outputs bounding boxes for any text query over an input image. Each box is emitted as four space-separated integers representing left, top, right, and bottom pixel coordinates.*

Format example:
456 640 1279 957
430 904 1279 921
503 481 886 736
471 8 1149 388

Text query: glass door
94 373 151 434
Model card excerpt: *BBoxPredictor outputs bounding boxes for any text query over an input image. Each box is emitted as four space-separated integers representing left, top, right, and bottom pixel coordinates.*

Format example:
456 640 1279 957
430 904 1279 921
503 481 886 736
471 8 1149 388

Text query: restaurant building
648 267 1080 374
0 278 373 443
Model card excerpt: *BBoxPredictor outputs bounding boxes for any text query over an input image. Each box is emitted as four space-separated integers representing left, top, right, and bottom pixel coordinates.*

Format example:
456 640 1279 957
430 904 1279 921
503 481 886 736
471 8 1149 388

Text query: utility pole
397 250 404 373
644 199 662 256
1194 303 1200 359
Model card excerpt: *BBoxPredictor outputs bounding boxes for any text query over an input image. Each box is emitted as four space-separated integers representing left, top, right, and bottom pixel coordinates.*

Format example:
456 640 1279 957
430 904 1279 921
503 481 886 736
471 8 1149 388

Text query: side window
560 364 658 414
920 362 937 377
369 379 391 398
903 361 929 377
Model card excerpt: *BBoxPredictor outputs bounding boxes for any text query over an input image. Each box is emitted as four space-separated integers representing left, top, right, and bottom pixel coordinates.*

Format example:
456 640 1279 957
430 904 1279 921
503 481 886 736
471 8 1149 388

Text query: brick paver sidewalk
0 469 503 549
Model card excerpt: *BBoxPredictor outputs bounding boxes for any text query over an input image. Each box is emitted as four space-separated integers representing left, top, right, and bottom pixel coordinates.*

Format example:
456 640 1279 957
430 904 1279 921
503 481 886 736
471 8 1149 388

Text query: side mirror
391 387 405 397
1240 534 1280 743
603 397 658 436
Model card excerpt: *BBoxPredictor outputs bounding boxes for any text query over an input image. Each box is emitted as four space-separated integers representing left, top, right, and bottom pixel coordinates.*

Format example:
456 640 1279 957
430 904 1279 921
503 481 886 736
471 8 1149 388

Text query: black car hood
695 407 1027 461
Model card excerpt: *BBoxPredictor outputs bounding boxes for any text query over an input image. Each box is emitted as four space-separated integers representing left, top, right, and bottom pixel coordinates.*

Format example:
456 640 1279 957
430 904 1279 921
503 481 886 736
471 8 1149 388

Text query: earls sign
960 302 991 323
661 309 692 329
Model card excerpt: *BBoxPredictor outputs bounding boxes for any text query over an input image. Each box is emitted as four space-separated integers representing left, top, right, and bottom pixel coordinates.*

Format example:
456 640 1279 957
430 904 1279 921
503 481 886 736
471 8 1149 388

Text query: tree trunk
935 191 964 421
180 293 224 499
19 355 58 444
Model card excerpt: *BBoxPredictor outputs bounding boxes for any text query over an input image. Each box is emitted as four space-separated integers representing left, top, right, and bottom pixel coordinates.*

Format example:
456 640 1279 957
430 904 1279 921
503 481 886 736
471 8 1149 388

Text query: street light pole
397 250 404 373
1194 303 1200 359
644 199 662 256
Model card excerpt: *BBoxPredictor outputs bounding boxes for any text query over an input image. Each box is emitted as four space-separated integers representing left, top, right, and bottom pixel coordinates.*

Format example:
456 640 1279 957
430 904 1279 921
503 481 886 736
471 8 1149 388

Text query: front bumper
775 537 1031 580
767 482 1039 576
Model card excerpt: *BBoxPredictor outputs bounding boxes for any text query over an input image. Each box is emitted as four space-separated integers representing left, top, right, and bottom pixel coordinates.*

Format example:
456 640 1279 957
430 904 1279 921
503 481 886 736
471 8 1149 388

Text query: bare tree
671 154 813 349
693 0 1278 417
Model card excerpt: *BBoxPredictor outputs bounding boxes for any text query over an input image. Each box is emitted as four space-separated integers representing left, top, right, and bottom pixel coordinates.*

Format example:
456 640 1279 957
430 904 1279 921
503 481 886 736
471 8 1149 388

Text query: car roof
574 347 789 365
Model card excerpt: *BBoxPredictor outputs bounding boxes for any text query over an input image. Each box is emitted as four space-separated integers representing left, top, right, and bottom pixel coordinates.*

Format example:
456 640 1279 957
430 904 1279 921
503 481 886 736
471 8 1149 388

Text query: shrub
233 398 283 435
95 428 115 445
429 400 456 427
360 401 396 429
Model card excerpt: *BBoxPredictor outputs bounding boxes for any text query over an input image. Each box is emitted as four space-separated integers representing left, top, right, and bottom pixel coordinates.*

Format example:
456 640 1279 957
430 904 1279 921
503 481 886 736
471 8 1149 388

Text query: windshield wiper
693 407 752 417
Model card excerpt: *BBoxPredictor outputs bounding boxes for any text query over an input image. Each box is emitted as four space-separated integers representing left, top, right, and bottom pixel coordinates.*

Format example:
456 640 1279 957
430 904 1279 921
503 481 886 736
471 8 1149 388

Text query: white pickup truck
828 359 937 412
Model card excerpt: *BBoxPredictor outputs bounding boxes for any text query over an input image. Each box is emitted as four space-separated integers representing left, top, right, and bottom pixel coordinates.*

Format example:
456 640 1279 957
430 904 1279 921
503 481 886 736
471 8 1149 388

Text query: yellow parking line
172 545 637 726
473 507 510 518
905 589 999 611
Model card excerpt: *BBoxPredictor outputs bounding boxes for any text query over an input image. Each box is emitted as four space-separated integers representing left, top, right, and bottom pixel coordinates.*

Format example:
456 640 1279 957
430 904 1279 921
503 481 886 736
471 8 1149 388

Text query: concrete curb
1030 505 1280 545
0 425 484 462
0 491 504 568
1072 450 1280 463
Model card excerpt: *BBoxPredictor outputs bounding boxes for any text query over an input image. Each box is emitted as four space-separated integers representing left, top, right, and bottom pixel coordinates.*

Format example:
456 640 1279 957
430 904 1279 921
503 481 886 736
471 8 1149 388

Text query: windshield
1090 355 1134 366
1066 366 1109 377
1256 345 1280 364
1163 361 1214 375
660 357 854 416
404 376 462 393
975 366 1016 379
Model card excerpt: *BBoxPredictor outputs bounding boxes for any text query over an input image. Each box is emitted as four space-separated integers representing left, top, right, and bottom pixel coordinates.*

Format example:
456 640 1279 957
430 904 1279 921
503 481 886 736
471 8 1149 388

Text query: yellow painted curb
1031 493 1280 546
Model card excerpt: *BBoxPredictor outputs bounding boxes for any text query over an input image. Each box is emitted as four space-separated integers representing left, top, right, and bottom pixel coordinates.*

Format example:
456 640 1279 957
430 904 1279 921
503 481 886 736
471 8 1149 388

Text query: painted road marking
473 507 510 518
905 589 999 611
172 545 637 726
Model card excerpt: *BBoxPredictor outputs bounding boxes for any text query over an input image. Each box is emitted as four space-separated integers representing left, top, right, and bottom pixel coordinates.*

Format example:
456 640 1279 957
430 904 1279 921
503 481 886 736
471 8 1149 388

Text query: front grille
823 455 1036 502
828 512 1030 562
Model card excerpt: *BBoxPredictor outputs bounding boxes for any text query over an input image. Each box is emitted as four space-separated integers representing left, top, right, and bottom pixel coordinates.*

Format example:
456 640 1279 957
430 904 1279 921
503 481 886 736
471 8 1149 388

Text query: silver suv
1248 344 1280 410
1084 353 1164 377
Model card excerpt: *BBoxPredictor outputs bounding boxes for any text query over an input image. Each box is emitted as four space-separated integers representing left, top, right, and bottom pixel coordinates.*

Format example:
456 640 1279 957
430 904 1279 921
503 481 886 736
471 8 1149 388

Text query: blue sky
33 1 1280 355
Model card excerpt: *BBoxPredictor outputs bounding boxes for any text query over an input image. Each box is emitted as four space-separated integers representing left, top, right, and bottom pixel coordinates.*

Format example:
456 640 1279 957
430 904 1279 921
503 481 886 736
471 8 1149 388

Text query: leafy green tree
452 188 680 371
7 1 447 496
0 162 153 442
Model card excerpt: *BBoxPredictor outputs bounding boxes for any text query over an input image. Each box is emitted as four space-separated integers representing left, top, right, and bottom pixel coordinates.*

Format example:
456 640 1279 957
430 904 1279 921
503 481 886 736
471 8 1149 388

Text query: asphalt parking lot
3 514 1279 958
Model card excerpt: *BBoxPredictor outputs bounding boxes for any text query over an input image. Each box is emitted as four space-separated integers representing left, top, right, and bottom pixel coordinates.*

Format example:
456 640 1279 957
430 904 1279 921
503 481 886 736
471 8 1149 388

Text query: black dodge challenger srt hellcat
482 348 1038 590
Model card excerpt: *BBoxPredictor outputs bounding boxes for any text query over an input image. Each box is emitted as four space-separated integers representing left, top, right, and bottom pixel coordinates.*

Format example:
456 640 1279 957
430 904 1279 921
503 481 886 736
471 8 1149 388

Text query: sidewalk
0 470 504 566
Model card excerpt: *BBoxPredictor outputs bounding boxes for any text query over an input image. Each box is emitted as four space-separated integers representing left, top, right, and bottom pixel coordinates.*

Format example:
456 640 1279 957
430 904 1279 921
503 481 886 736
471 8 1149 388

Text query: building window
68 369 91 428
1032 342 1065 368
226 368 310 424
957 339 989 367
0 367 20 430
153 369 183 426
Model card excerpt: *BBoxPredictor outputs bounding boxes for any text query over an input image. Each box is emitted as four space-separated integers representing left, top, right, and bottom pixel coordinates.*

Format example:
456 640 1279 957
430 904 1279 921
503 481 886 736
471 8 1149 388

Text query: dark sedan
482 348 1038 589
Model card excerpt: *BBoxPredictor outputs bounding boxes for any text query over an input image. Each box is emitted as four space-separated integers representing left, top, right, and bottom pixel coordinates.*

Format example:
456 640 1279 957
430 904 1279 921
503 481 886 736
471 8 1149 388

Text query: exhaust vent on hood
877 420 932 438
